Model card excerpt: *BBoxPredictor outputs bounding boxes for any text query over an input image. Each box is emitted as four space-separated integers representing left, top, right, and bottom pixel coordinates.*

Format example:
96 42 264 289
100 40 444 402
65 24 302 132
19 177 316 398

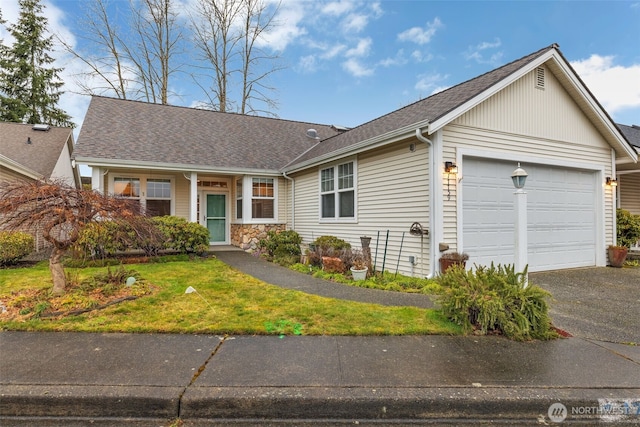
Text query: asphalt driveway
530 267 640 344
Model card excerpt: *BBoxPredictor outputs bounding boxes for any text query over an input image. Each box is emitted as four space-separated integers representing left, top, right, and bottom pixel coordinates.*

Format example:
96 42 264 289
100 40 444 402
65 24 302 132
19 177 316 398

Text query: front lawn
0 257 461 336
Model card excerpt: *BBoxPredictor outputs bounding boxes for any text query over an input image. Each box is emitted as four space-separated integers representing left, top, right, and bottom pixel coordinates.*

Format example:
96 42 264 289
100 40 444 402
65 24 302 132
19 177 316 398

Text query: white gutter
414 128 436 279
282 171 295 229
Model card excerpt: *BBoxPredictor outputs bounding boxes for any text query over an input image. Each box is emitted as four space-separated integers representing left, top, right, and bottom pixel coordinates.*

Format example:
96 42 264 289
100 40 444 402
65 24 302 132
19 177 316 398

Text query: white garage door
462 157 597 272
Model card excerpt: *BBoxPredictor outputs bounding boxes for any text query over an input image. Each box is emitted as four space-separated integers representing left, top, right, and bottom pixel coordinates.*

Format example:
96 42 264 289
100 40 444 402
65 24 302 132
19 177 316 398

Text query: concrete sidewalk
1 331 640 426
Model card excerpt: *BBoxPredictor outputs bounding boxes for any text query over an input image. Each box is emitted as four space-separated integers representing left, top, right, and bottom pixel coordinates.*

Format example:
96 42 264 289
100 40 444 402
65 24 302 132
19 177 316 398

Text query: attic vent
535 67 545 90
306 129 320 140
32 124 50 131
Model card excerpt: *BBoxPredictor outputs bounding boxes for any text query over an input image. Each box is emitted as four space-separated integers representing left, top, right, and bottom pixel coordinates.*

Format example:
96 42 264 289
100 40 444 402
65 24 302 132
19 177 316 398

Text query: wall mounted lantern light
511 163 528 189
444 161 458 174
605 177 618 187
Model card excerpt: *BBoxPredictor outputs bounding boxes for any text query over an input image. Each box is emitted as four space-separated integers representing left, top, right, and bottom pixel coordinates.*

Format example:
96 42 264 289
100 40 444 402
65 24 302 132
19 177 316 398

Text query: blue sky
1 0 639 132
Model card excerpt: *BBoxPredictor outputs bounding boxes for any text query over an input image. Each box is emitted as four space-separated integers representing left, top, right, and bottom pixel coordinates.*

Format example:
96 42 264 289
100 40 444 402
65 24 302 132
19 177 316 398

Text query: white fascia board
0 154 43 180
73 157 281 176
282 121 430 174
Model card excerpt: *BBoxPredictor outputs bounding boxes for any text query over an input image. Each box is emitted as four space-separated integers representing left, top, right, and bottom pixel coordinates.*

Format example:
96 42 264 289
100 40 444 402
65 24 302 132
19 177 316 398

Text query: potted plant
350 250 368 281
610 209 640 268
608 245 628 268
439 251 469 274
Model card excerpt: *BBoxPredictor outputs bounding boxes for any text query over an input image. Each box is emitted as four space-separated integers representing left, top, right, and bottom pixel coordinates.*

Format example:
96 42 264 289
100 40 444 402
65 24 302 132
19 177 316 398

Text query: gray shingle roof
618 124 640 149
74 97 341 172
284 45 556 170
0 122 73 178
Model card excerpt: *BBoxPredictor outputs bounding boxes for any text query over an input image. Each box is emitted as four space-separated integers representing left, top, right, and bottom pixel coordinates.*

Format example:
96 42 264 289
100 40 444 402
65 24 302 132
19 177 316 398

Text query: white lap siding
292 140 431 277
619 173 640 216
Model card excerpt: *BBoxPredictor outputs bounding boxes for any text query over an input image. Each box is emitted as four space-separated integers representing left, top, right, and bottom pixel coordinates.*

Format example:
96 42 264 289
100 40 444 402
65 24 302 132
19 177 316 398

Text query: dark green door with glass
206 194 226 243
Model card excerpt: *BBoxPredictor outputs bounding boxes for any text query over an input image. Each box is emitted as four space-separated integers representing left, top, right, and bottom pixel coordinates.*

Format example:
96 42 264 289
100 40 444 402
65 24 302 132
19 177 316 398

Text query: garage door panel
462 157 597 272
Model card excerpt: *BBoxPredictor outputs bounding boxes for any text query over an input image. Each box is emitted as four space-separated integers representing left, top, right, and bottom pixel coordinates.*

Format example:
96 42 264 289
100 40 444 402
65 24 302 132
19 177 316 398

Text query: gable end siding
453 65 607 146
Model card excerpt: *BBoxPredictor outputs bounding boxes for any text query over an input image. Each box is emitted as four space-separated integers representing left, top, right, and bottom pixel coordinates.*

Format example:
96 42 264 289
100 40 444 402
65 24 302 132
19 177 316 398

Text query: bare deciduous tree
62 0 183 104
190 0 282 115
0 180 143 295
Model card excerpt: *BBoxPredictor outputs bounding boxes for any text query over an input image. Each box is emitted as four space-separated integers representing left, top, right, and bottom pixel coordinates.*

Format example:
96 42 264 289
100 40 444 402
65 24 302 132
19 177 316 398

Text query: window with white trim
113 177 140 199
320 161 355 219
111 176 173 217
146 178 171 216
236 178 243 219
251 177 274 219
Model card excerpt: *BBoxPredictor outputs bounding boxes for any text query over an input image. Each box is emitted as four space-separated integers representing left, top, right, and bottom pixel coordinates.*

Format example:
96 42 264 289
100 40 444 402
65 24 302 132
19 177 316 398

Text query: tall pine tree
0 0 73 127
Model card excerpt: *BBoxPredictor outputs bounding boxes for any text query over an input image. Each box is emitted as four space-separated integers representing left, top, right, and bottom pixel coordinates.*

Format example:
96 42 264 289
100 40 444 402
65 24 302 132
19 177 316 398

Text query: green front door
206 194 226 243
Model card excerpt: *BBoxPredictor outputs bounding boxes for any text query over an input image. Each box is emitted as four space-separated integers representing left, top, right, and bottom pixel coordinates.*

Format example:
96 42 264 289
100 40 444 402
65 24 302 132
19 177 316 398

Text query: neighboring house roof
284 44 637 172
74 96 342 174
618 124 640 149
0 122 78 183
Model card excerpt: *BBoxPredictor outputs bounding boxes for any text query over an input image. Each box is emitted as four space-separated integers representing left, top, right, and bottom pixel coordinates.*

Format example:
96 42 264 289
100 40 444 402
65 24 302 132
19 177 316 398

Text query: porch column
91 167 103 193
190 172 198 223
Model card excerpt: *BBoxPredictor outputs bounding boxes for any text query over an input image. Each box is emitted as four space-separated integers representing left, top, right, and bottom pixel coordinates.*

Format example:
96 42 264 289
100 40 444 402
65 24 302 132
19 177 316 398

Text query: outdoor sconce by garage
444 161 458 174
605 177 618 187
511 163 528 189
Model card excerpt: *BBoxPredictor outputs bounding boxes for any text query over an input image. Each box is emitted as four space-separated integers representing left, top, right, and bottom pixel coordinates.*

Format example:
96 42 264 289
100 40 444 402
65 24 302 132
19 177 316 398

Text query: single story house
74 44 637 276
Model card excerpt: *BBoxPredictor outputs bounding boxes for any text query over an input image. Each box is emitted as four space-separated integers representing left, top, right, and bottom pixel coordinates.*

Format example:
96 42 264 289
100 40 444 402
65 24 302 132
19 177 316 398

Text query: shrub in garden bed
436 264 557 341
0 231 34 266
73 216 209 261
258 230 302 266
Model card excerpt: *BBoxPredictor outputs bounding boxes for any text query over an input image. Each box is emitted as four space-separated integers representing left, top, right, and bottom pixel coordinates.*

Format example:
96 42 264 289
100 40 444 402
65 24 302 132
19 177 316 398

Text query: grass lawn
0 256 461 336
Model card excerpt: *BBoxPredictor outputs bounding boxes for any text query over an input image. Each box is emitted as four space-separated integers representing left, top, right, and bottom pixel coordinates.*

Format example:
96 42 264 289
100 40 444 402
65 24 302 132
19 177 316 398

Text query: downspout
282 171 295 229
415 128 436 278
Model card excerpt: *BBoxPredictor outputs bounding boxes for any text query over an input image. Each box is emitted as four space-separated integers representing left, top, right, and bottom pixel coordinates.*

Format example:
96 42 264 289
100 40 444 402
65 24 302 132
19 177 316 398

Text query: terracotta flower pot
608 246 628 268
439 258 466 274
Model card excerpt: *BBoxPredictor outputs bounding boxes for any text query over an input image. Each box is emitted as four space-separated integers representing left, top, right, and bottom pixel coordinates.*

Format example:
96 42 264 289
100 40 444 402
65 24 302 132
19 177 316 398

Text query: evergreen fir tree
0 0 74 127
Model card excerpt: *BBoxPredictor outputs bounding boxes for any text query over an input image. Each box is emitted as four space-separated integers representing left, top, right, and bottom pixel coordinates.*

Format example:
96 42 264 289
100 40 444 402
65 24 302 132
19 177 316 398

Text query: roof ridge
314 44 558 146
90 95 336 129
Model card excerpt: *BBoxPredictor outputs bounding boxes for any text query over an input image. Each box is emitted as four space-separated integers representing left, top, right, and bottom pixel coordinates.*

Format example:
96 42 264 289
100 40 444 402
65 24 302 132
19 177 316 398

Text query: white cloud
321 1 355 16
464 38 503 65
259 1 308 52
342 13 368 33
571 54 640 115
379 49 407 67
411 50 434 63
296 54 317 73
415 73 448 94
397 17 442 45
345 37 372 58
342 58 373 77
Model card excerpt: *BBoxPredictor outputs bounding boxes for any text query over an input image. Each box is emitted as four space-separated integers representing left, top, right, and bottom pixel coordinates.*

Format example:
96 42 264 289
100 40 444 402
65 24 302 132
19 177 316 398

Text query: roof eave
74 157 282 176
0 154 44 180
282 120 430 173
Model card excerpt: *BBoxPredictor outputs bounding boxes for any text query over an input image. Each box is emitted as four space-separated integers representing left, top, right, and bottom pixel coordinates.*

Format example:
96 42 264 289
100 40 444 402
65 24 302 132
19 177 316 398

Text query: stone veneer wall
231 223 286 251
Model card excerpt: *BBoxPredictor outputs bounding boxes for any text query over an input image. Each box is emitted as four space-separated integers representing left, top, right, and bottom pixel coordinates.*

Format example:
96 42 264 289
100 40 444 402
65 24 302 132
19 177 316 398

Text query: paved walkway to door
530 267 640 344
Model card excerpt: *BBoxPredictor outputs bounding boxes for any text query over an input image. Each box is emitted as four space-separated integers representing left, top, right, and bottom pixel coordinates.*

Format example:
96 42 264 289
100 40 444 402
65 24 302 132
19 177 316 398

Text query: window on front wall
321 161 355 219
251 177 274 219
114 177 140 198
236 179 243 219
146 179 171 216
